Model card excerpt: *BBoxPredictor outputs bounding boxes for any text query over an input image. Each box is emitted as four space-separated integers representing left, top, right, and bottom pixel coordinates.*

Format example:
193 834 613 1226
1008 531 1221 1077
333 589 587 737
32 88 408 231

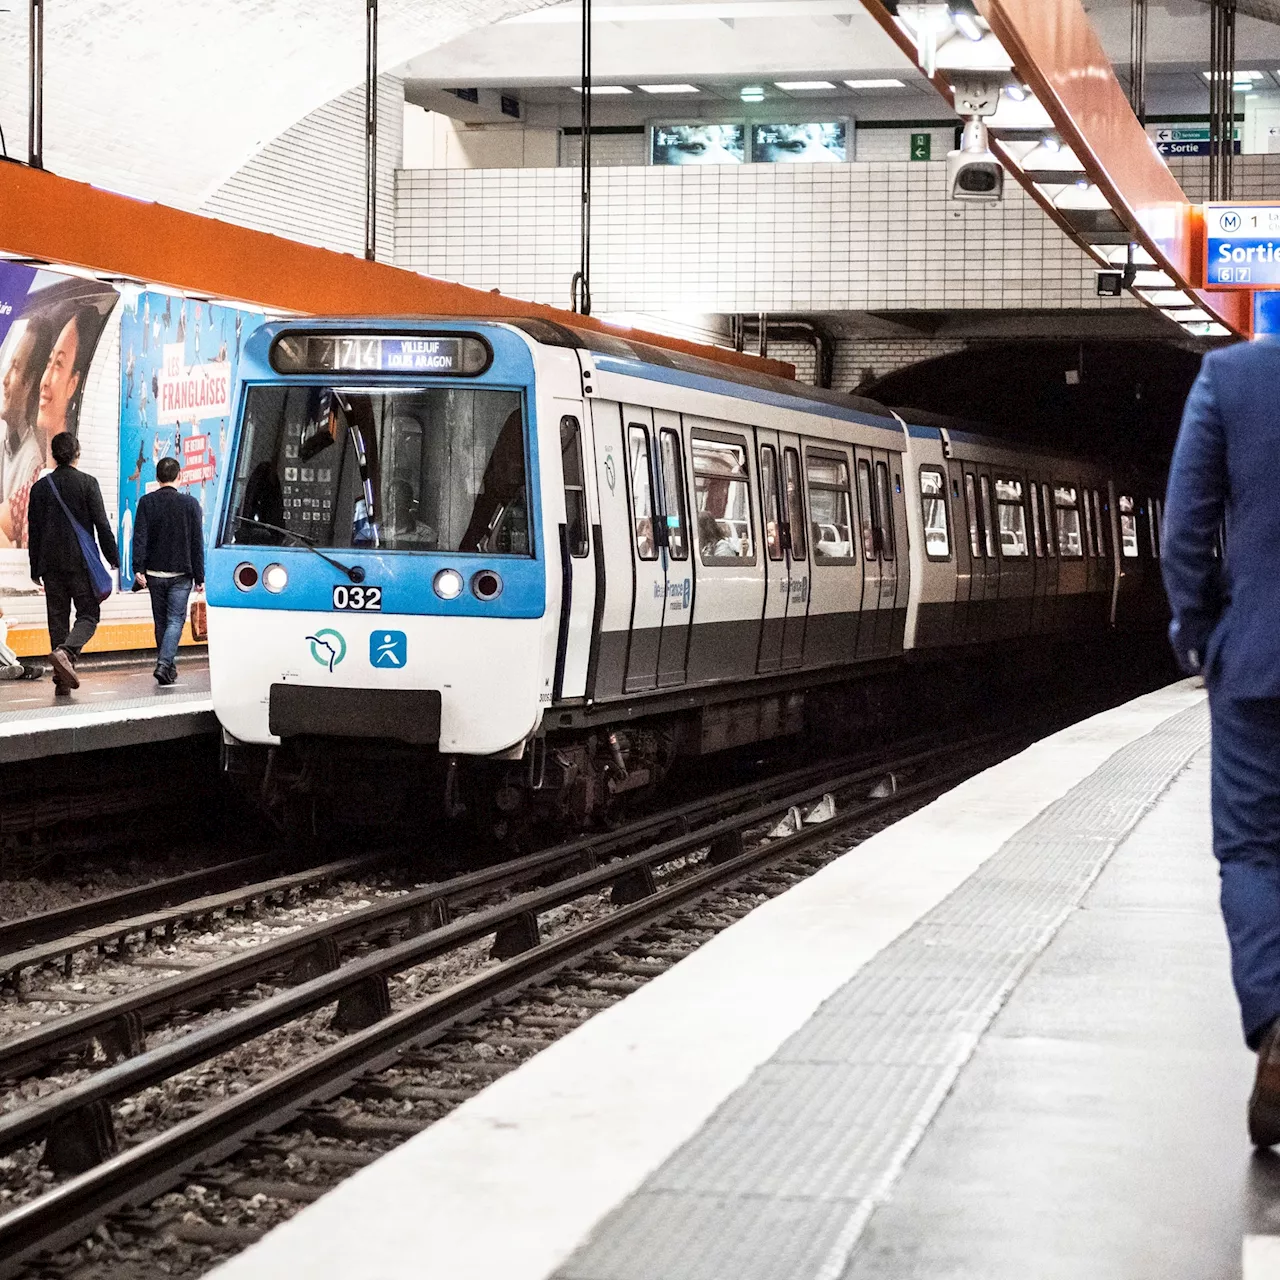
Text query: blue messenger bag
46 479 113 602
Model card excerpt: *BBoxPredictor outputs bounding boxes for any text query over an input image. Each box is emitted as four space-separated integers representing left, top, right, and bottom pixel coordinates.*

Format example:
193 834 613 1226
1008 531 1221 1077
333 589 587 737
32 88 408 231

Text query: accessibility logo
307 628 347 672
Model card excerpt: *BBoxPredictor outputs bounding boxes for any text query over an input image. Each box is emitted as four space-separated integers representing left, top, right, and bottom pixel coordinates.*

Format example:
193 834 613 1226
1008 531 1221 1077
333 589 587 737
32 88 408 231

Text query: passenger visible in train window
385 478 437 547
696 510 736 560
1118 494 1140 557
634 516 656 560
692 438 753 561
805 452 854 560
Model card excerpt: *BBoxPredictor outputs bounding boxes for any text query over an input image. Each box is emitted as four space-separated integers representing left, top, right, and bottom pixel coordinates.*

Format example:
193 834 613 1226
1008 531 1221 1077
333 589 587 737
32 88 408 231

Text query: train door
948 460 973 644
993 473 1033 639
1026 472 1048 634
1037 479 1060 632
756 432 787 674
780 441 809 667
852 448 883 658
803 443 862 666
552 405 599 700
621 408 664 693
872 452 901 653
958 466 987 642
974 466 1001 640
653 410 691 687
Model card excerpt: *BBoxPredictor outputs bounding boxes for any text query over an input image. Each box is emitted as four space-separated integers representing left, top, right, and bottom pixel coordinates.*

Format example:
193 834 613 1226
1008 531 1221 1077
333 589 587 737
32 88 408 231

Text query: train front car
208 320 557 833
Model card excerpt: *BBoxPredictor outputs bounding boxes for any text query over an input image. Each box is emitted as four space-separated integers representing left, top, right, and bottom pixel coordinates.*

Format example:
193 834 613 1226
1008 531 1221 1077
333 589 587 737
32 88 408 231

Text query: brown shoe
1250 1020 1280 1147
49 648 79 690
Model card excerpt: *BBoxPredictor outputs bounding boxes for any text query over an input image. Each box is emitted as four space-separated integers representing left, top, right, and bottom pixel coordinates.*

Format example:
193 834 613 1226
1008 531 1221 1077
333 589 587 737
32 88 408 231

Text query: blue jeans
148 575 192 670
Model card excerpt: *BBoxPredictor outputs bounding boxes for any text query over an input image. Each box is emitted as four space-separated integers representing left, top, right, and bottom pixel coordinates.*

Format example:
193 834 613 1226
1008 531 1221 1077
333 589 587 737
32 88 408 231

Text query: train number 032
332 585 383 611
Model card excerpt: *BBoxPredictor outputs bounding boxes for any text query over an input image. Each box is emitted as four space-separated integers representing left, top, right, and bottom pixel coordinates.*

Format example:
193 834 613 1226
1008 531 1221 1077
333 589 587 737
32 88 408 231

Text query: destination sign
1204 203 1280 288
272 332 491 376
1151 124 1239 158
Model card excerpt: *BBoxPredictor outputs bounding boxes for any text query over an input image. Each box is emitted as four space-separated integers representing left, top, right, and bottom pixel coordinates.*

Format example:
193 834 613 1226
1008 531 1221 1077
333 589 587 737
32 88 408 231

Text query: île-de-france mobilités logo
306 628 347 673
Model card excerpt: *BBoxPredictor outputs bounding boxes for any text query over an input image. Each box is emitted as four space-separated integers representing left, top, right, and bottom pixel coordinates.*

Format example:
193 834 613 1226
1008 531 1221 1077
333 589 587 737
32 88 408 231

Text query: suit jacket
27 465 120 583
1163 340 1280 695
133 486 205 582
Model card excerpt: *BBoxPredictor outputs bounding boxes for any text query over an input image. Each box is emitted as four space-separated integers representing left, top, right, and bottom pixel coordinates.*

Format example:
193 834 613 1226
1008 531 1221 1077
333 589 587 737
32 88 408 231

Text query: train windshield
222 385 530 555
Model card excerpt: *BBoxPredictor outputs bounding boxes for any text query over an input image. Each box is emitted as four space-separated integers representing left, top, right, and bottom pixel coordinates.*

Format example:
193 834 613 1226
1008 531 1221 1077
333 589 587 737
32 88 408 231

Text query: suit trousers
1210 690 1280 1047
43 570 100 659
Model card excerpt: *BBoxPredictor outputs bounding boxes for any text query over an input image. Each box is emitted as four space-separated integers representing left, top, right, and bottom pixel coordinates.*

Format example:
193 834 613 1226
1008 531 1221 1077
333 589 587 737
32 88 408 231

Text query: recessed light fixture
947 0 984 42
571 85 632 95
741 85 765 101
639 84 700 94
774 80 836 91
844 78 905 90
1004 83 1030 101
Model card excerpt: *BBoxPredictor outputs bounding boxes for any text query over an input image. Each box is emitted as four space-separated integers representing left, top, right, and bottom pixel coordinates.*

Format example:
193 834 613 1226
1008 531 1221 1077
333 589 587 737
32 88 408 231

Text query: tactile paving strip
555 699 1211 1280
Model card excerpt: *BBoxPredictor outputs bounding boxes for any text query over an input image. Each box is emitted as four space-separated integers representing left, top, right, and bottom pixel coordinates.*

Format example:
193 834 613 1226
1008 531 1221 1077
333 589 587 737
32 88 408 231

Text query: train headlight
471 570 503 601
234 563 259 591
433 568 465 600
262 563 289 594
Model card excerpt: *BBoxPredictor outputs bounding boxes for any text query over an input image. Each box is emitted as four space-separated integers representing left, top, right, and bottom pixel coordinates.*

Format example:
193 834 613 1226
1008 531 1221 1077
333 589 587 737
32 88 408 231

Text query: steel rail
0 748 993 1277
0 740 928 1080
0 736 988 1157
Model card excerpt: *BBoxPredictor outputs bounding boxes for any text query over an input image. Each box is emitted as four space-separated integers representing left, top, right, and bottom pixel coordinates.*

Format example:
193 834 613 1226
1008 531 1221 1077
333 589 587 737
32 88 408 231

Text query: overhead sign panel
1204 202 1280 288
1150 124 1239 158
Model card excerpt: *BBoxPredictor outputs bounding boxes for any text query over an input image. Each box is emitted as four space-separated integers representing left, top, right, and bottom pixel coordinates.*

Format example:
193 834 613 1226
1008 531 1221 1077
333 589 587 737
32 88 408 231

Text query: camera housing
946 117 1004 203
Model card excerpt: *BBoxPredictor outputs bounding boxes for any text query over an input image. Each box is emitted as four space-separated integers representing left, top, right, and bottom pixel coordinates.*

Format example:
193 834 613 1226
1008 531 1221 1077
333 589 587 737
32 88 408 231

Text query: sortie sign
1204 203 1280 288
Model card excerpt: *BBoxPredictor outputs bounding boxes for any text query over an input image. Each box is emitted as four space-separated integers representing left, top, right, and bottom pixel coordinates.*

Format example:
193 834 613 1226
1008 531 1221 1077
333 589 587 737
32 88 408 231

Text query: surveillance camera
1096 271 1124 298
947 117 1004 203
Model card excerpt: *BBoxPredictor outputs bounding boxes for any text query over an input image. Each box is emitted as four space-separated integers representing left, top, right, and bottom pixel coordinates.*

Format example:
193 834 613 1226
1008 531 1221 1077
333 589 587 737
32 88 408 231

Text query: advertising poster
751 122 847 163
651 123 745 166
117 292 263 582
0 268 119 560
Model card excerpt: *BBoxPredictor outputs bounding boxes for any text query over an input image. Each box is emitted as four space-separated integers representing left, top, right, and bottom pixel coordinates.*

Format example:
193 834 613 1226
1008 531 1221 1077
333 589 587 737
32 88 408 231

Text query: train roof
506 318 894 422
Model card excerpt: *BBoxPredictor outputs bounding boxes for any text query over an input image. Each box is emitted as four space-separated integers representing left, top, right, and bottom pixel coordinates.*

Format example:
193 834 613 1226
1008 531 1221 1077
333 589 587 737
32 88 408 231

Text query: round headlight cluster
433 568 465 600
234 562 259 591
262 562 289 594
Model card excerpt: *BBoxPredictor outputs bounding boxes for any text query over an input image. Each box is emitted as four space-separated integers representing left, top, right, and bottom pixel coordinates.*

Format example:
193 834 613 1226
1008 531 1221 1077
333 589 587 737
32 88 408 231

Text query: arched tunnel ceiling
0 0 561 210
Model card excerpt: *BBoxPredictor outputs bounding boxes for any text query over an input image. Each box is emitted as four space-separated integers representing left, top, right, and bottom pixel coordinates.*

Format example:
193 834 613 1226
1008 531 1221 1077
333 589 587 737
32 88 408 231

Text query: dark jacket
1163 340 1280 694
133 486 205 583
28 465 119 583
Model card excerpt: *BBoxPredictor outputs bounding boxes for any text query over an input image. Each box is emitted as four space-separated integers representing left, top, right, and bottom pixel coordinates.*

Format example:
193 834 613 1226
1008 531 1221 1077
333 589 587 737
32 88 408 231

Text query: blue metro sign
1205 202 1280 288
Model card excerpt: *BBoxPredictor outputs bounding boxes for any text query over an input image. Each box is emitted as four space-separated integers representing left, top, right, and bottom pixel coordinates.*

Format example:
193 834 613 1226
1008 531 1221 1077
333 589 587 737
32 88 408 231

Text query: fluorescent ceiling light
639 84 699 94
571 85 632 94
844 78 905 89
775 80 835 91
1203 69 1263 80
741 85 765 101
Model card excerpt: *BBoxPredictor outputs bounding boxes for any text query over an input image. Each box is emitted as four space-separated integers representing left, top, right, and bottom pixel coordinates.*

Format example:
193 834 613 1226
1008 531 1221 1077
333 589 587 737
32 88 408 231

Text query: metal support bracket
491 911 541 961
43 1099 117 1176
332 974 391 1032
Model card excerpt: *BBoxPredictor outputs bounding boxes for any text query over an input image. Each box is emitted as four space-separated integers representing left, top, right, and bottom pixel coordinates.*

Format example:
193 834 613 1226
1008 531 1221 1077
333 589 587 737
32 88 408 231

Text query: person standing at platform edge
27 431 118 694
1164 338 1280 1148
132 456 203 686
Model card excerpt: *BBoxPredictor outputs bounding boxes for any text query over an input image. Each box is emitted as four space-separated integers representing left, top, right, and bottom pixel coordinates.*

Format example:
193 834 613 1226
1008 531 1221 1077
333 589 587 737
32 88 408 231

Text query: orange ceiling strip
0 162 795 379
975 0 1252 337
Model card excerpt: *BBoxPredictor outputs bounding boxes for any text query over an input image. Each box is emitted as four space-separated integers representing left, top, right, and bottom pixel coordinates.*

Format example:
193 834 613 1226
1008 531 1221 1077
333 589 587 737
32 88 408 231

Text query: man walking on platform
1164 338 1280 1148
27 431 118 694
132 456 204 685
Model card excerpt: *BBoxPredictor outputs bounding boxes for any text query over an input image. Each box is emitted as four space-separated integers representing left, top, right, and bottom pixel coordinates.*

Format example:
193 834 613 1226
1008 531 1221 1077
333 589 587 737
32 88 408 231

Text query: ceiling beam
0 161 794 379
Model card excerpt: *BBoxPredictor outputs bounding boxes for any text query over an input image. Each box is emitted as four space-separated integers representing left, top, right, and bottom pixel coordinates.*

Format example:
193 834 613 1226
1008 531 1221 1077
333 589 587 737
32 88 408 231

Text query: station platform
0 654 215 763
212 679 1280 1280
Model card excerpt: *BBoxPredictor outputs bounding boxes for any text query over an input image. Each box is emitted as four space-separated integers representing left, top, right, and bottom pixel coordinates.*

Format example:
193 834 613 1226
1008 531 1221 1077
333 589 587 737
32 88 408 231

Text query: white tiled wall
835 337 967 391
854 128 955 163
560 132 649 167
1166 153 1280 201
202 76 404 264
396 161 1134 314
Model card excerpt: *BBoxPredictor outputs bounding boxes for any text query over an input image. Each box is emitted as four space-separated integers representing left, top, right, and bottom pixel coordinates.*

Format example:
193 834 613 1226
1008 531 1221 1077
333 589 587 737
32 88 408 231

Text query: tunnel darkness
864 339 1210 471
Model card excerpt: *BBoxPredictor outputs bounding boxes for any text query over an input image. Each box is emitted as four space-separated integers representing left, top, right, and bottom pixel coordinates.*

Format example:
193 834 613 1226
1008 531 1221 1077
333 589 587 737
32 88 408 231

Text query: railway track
0 727 1018 1279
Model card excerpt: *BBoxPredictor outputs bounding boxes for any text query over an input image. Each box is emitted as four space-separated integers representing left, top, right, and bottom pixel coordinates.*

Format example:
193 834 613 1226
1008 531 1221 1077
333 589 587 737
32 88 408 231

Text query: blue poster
118 292 263 581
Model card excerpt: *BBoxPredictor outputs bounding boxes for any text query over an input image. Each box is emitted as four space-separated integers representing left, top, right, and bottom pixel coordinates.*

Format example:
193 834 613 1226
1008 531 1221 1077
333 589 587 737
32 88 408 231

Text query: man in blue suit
1164 339 1280 1147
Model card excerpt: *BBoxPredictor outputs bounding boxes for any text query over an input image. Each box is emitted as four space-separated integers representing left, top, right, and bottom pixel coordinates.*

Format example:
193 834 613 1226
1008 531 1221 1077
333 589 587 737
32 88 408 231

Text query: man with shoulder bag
132 455 204 685
27 431 118 694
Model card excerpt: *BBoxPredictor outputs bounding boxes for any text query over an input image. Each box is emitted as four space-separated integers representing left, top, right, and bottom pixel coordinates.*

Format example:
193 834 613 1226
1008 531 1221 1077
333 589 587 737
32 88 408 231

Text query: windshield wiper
234 515 366 583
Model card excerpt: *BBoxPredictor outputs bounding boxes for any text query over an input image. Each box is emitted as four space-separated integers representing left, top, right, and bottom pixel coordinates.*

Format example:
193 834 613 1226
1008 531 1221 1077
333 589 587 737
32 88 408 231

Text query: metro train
207 316 1167 835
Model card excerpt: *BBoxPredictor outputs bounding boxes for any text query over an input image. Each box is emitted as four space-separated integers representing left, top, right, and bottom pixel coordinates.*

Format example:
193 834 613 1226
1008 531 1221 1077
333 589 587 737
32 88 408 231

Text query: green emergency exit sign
910 132 931 161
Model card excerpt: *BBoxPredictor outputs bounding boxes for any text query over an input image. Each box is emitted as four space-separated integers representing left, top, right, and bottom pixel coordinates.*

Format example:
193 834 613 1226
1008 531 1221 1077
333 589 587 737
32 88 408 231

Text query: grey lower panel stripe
555 698 1211 1280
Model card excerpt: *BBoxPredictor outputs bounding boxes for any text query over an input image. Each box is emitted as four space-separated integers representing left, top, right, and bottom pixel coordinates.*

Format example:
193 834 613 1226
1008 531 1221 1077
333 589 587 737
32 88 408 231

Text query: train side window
807 450 856 561
1147 496 1160 558
627 425 658 561
760 445 784 562
1082 484 1095 557
1029 481 1044 556
1041 483 1056 557
964 472 982 558
784 448 808 561
875 461 895 559
919 467 950 560
657 428 689 561
1118 494 1140 557
1092 490 1106 557
1154 497 1164 557
856 460 877 560
1054 486 1083 557
995 477 1028 557
978 474 995 558
560 416 589 558
693 435 755 563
